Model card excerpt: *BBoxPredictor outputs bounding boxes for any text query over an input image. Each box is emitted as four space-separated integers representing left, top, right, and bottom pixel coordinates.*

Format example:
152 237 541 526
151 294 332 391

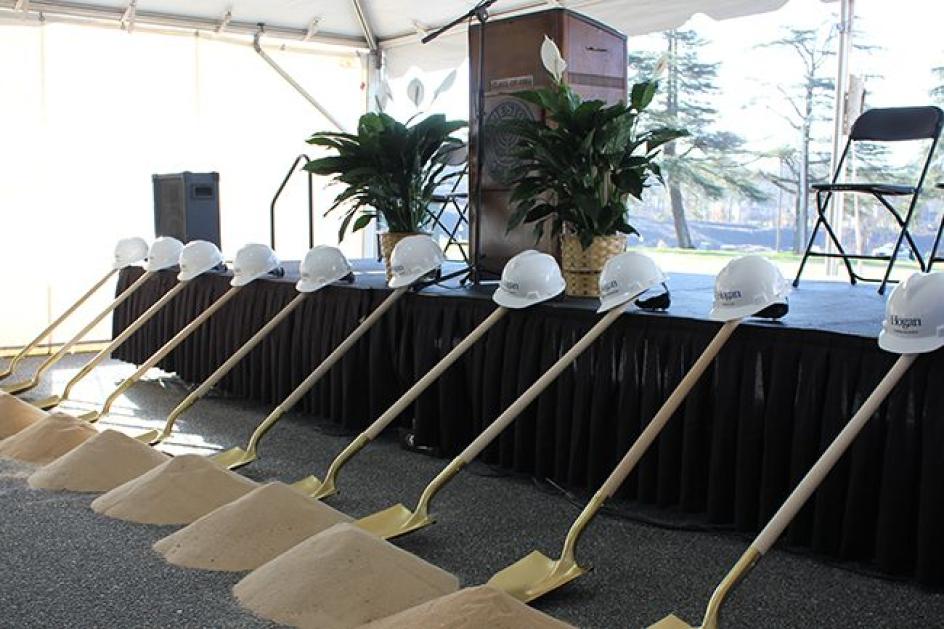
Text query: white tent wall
1 0 855 351
0 21 366 350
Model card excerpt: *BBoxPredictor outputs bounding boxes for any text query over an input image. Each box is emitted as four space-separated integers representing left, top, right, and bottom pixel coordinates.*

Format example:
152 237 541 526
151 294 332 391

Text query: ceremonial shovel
2 270 156 395
209 287 409 470
0 268 116 381
137 291 310 445
649 352 917 629
290 306 509 498
75 285 242 423
488 319 741 602
30 281 188 411
356 304 628 540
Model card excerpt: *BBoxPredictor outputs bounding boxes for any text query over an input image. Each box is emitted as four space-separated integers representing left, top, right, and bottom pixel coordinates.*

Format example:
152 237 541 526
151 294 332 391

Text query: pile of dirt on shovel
154 481 352 571
91 454 258 525
233 522 459 629
361 586 576 629
0 391 51 439
0 412 96 464
29 429 170 493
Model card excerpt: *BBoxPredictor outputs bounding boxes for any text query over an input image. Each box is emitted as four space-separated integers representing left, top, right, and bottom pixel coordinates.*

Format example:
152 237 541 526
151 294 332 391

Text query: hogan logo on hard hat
888 314 922 333
716 289 743 303
600 280 619 296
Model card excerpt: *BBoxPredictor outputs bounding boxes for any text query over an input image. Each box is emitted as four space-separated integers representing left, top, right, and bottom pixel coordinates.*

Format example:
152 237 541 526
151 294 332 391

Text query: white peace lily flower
407 78 425 108
654 53 670 78
540 35 567 82
431 68 457 105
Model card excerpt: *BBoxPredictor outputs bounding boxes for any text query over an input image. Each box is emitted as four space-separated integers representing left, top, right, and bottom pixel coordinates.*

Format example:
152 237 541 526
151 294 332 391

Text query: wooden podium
469 8 627 278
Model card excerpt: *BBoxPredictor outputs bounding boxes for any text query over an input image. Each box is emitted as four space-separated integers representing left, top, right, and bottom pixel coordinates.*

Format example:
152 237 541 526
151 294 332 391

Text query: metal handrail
270 153 313 251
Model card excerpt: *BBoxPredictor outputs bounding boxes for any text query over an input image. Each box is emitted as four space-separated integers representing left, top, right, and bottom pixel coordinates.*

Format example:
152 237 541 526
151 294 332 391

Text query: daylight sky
659 0 942 157
388 0 943 164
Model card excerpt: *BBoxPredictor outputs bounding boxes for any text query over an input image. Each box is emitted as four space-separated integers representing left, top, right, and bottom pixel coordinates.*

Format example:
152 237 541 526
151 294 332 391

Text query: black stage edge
112 260 944 587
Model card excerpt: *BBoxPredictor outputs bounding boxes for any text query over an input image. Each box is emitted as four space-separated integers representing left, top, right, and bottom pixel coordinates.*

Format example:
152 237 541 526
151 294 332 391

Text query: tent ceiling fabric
7 0 795 74
380 0 791 76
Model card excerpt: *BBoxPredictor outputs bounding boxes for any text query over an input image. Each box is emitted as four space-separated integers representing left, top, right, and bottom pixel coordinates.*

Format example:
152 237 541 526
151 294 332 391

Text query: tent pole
826 0 854 275
351 0 378 54
0 0 366 49
252 26 348 132
361 47 384 260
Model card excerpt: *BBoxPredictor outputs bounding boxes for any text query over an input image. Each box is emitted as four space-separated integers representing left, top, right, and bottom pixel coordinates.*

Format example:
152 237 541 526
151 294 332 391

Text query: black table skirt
112 266 944 587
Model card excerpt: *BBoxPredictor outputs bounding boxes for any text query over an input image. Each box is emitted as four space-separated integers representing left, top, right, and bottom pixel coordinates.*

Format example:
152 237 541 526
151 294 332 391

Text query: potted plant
503 37 687 297
305 111 466 278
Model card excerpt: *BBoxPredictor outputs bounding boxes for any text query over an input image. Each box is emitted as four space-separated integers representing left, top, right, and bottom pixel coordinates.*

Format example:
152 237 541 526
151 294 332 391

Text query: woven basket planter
379 232 420 281
560 233 626 297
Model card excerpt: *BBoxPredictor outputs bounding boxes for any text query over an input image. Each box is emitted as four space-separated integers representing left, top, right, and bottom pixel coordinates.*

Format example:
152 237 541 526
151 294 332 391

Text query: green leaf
630 81 658 111
506 203 533 232
482 77 687 245
305 108 465 235
579 231 595 249
352 213 375 232
614 169 645 199
336 209 358 242
643 127 689 152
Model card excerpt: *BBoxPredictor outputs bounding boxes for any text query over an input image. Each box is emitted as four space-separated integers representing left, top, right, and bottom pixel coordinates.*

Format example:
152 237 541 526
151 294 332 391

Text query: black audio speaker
152 172 221 248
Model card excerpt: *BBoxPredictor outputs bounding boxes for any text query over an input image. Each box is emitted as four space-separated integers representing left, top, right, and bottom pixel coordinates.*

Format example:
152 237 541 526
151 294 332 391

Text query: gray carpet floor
2 354 943 629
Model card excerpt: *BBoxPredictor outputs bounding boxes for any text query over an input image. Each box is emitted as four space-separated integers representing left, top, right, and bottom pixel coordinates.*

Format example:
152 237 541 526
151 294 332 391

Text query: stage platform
112 259 944 587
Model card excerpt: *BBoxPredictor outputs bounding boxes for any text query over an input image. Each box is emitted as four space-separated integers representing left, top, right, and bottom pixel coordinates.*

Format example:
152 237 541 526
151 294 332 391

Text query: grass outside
441 240 925 285
625 247 924 285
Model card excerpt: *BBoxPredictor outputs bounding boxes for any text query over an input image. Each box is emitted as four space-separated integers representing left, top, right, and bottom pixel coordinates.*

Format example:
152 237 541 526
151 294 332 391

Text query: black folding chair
374 166 470 264
427 189 471 265
793 106 944 294
928 182 944 273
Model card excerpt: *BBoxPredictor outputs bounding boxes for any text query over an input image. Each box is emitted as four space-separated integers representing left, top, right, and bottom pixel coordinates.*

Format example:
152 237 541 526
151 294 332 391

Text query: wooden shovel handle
241 287 410 455
364 306 507 440
457 305 627 465
63 281 187 399
179 292 308 408
754 352 917 554
33 270 155 379
134 286 241 376
5 268 116 369
279 287 408 412
598 318 740 500
99 285 242 414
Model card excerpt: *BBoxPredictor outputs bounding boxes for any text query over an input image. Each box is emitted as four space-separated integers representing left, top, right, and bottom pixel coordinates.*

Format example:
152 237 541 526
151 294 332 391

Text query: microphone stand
422 0 498 284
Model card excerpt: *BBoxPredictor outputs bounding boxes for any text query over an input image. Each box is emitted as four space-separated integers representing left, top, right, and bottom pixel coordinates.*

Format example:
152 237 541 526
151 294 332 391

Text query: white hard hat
297 245 352 293
878 272 944 354
492 250 565 309
231 243 282 287
113 237 149 269
388 235 446 288
709 255 789 322
597 251 668 313
177 240 224 282
143 236 184 272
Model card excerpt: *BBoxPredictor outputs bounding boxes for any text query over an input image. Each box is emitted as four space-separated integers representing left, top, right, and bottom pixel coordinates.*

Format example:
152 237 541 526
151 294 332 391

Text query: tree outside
757 27 837 254
629 30 765 250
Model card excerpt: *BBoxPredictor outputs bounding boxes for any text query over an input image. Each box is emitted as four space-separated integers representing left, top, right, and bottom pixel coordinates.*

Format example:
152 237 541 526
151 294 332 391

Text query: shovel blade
355 503 433 540
2 379 35 395
648 615 697 629
31 395 62 410
289 475 323 498
209 446 256 470
0 366 12 380
134 429 160 444
487 550 586 602
77 410 101 422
